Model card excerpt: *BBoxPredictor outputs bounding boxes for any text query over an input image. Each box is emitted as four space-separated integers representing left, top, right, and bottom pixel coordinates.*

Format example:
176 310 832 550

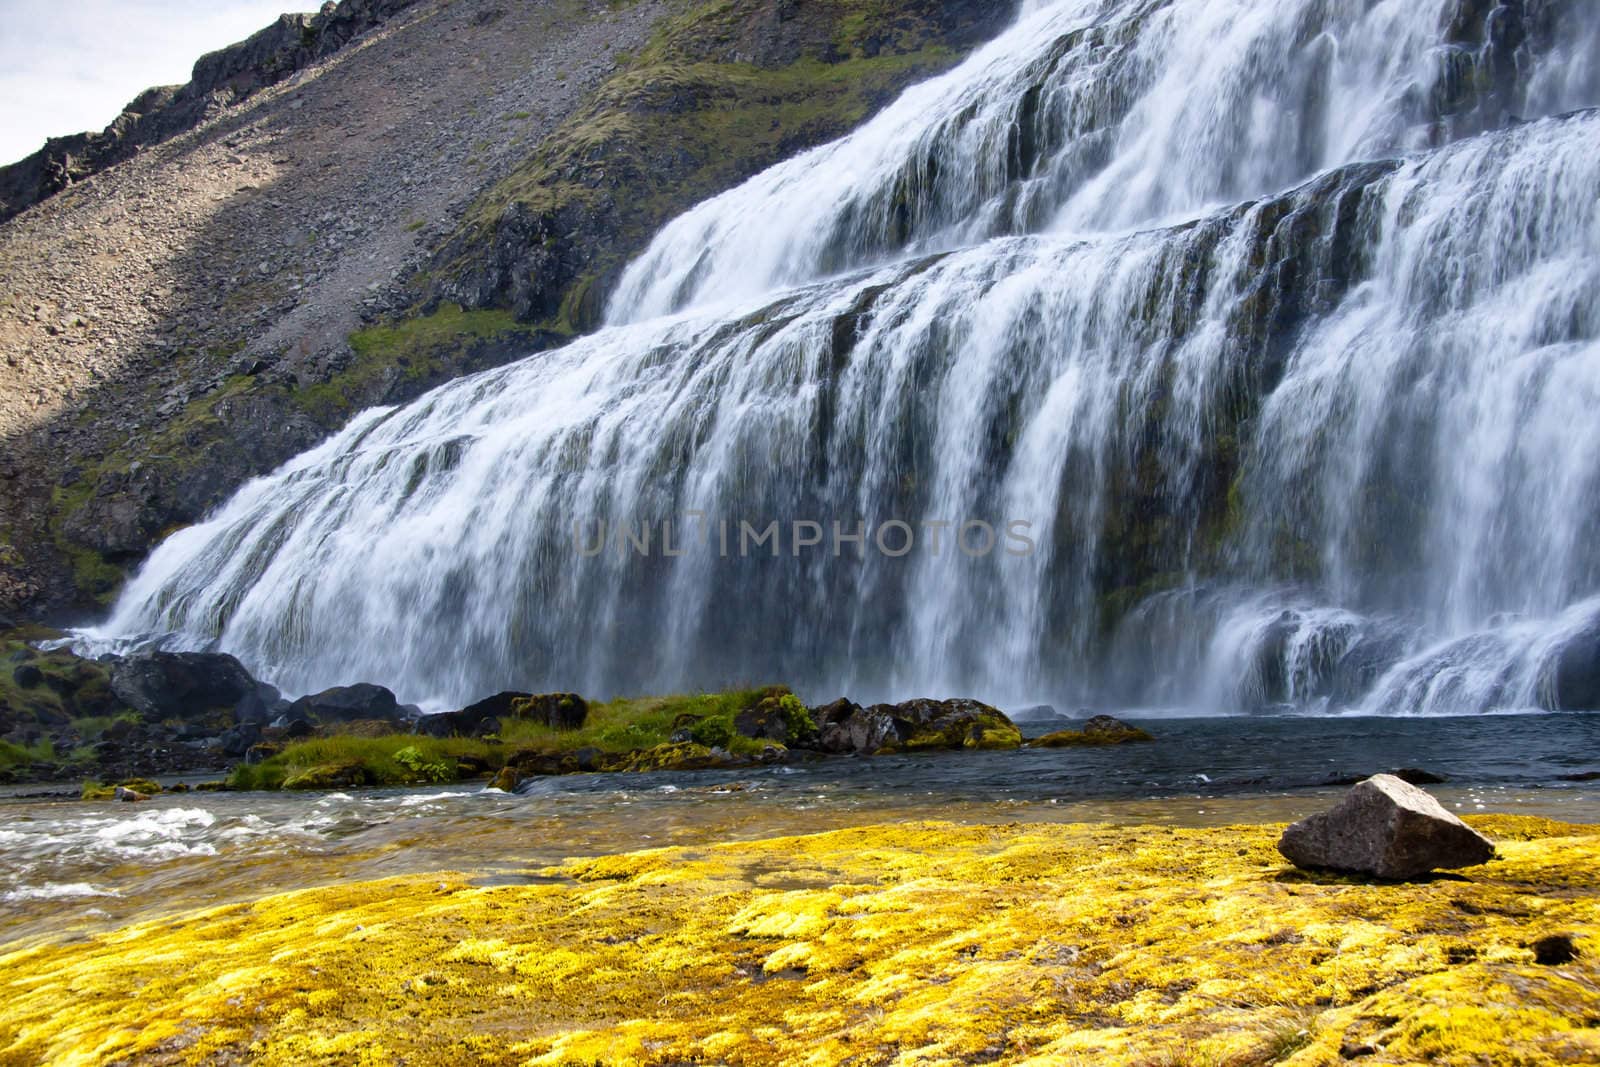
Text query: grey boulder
1278 774 1495 880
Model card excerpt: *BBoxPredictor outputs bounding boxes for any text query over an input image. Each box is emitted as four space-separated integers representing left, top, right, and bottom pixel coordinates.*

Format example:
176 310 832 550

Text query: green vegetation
226 687 799 791
392 744 455 782
0 738 57 778
0 629 130 777
227 735 489 791
44 370 260 605
80 778 163 801
40 303 542 608
297 302 536 422
435 0 983 336
0 627 143 782
460 49 950 234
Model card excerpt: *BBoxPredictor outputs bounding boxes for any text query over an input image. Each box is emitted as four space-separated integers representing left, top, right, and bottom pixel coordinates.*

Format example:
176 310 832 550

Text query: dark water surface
2 714 1597 948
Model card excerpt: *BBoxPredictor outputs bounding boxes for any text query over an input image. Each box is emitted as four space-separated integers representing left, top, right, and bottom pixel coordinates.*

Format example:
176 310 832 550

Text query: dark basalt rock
415 712 460 739
235 683 289 725
1033 714 1154 747
109 651 259 722
1551 624 1600 711
1530 933 1580 966
1008 703 1062 723
735 705 789 741
286 682 401 723
1278 774 1496 880
1251 611 1300 708
813 698 898 754
282 760 377 790
514 692 589 731
1327 630 1411 709
1084 714 1150 740
613 742 746 773
732 689 811 744
891 698 1024 751
418 690 589 738
11 663 43 689
417 690 523 738
218 723 262 758
813 697 1022 755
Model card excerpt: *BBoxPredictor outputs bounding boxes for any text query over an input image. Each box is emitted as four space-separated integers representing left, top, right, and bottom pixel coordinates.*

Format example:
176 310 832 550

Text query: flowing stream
80 0 1600 714
5 713 1599 945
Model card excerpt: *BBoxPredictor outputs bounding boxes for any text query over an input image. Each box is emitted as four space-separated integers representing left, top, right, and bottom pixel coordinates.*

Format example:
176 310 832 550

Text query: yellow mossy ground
1 815 1597 1065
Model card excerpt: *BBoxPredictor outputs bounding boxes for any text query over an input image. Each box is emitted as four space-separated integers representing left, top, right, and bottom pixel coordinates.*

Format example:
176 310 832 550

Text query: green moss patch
228 686 801 791
297 304 538 423
228 735 490 791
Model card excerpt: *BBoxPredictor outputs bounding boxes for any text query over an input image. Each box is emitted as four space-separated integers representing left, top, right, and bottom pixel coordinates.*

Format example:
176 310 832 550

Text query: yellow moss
0 816 1597 1065
1032 725 1155 747
79 778 163 801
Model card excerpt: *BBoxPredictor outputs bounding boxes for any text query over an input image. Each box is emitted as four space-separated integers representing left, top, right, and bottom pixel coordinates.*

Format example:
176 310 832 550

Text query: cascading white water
84 0 1600 714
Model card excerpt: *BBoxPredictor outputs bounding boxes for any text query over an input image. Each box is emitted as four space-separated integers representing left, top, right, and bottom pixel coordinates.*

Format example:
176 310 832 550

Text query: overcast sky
0 0 299 164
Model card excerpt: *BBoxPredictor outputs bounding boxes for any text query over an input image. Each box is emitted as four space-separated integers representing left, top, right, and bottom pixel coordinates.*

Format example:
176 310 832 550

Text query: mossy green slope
429 0 1011 327
0 625 131 781
1 815 1595 1065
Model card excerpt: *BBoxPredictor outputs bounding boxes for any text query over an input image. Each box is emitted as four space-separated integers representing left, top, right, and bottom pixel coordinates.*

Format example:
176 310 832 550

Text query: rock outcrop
1033 714 1154 747
813 697 1022 755
109 651 259 722
0 0 424 222
285 682 402 724
417 691 589 738
1277 774 1496 880
1551 623 1600 711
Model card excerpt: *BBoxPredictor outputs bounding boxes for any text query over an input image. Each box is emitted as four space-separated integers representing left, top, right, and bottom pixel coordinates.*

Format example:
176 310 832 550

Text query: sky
0 0 299 164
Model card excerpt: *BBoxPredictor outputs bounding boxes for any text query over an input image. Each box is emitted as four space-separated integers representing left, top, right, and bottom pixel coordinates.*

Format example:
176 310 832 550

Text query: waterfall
85 0 1600 714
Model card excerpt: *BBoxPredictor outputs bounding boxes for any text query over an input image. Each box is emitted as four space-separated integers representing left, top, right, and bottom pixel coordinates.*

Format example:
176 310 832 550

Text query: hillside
0 0 1011 620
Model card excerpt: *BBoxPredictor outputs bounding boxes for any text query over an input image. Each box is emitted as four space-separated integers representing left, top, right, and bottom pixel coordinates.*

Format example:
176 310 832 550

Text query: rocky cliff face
428 0 1015 326
0 0 423 223
0 0 1014 620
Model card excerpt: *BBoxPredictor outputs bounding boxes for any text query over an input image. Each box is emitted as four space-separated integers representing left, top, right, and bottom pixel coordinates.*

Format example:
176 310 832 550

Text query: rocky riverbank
2 623 1145 790
0 814 1594 1064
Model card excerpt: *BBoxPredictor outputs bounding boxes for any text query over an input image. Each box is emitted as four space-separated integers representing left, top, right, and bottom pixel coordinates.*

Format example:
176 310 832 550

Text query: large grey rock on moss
1278 774 1495 880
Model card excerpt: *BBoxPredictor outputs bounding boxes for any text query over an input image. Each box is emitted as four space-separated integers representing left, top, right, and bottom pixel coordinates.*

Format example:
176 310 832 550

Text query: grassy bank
0 625 133 782
0 815 1595 1064
228 686 804 790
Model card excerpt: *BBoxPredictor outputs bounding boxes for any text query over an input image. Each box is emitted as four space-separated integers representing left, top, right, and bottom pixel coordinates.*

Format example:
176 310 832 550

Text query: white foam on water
2 882 120 903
